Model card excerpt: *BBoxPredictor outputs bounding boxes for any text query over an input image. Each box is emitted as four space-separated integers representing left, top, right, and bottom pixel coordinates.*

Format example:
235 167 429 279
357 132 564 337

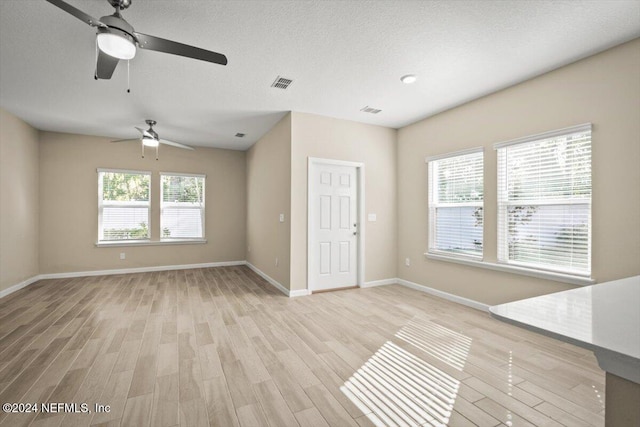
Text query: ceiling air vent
360 106 382 114
235 133 246 138
271 76 293 89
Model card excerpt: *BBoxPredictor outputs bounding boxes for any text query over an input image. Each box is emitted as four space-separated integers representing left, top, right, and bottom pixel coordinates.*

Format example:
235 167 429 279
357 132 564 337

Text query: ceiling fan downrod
107 0 132 11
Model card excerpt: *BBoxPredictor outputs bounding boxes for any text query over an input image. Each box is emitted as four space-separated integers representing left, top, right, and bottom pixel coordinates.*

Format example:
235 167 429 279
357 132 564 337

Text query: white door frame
307 157 365 292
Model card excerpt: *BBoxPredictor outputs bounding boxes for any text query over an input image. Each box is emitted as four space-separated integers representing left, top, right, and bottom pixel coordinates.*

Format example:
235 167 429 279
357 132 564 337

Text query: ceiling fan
45 0 228 80
112 120 194 160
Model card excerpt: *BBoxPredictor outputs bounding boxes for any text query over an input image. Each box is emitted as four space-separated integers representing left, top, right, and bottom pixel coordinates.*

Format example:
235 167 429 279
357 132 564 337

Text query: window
98 169 151 241
160 173 205 240
496 123 591 276
427 148 484 259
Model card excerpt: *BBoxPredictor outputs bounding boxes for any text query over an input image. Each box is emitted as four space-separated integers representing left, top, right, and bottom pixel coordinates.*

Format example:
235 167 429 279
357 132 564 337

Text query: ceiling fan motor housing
98 14 135 37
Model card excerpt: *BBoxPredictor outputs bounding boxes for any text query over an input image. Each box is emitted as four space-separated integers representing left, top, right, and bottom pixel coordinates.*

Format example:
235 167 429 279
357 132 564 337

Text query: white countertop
490 275 640 383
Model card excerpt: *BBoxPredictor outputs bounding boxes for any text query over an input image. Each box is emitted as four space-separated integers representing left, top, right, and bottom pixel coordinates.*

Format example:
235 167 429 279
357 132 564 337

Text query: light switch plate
368 213 377 222
279 213 285 222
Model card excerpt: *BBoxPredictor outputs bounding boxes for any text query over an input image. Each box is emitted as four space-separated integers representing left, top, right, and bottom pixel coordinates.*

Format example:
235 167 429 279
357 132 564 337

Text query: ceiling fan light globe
97 32 136 60
142 137 159 147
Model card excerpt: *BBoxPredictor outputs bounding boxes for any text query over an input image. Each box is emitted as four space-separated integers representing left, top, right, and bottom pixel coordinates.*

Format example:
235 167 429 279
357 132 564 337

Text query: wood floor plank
474 397 537 427
294 407 331 427
150 373 179 427
236 403 269 427
253 379 299 427
128 354 157 397
464 377 563 426
61 352 118 427
157 342 179 377
450 395 501 427
90 370 135 425
203 375 240 427
303 384 359 427
265 366 315 413
221 359 259 408
179 356 205 402
534 401 601 427
121 393 153 427
447 410 488 427
516 380 605 425
179 397 209 427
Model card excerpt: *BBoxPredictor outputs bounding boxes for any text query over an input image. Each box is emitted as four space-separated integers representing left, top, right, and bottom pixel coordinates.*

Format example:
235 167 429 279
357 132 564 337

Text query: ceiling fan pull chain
94 38 98 80
127 60 130 93
141 139 144 158
156 145 159 161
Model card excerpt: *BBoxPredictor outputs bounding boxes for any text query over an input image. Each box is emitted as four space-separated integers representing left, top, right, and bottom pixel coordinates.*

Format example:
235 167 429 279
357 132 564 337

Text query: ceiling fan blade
135 127 154 139
159 139 195 150
45 0 107 28
133 32 228 66
111 138 138 143
96 50 119 79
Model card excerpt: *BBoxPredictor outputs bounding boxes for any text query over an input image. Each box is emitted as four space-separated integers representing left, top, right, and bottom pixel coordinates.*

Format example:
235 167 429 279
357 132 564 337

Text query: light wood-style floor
0 266 605 427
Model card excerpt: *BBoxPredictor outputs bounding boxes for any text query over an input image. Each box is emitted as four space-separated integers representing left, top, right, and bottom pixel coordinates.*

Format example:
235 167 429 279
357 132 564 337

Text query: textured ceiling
1 0 639 150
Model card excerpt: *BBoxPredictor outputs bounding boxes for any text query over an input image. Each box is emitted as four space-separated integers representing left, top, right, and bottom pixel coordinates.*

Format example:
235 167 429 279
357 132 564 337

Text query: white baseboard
361 278 397 288
245 263 310 298
38 261 247 280
0 261 246 299
0 275 42 299
396 278 490 312
2 265 489 311
246 262 301 297
289 289 311 297
2 260 303 300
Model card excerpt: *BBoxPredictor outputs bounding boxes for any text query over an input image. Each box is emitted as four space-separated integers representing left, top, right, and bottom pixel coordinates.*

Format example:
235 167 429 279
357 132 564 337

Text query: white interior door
309 162 359 291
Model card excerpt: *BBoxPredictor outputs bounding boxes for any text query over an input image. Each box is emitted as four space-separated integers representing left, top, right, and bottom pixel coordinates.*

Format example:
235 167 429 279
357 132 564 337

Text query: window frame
159 172 206 241
494 123 592 277
97 168 152 243
426 147 484 261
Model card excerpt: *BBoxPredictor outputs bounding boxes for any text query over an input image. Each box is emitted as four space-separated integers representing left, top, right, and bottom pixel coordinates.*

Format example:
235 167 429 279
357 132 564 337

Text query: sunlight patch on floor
395 317 472 371
341 341 462 426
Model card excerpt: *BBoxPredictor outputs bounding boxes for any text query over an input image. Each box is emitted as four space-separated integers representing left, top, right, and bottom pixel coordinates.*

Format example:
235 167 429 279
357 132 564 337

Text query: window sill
424 252 594 286
96 239 207 247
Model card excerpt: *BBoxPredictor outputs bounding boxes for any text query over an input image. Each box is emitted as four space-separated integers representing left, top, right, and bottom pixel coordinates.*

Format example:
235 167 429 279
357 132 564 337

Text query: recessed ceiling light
401 74 417 84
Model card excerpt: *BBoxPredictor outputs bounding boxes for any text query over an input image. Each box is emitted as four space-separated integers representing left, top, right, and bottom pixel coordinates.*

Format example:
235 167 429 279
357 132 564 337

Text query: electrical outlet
405 257 410 267
275 257 279 266
279 213 285 222
120 252 126 260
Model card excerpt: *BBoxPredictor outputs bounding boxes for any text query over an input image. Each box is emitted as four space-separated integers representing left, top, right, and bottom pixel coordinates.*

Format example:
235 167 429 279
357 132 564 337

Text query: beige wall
39 131 246 274
397 38 640 305
0 109 39 293
291 112 397 291
246 113 292 288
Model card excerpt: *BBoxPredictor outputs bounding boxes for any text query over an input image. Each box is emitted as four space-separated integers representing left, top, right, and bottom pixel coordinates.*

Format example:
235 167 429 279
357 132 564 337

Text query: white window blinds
427 148 484 258
160 173 205 239
496 124 592 276
98 169 151 241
